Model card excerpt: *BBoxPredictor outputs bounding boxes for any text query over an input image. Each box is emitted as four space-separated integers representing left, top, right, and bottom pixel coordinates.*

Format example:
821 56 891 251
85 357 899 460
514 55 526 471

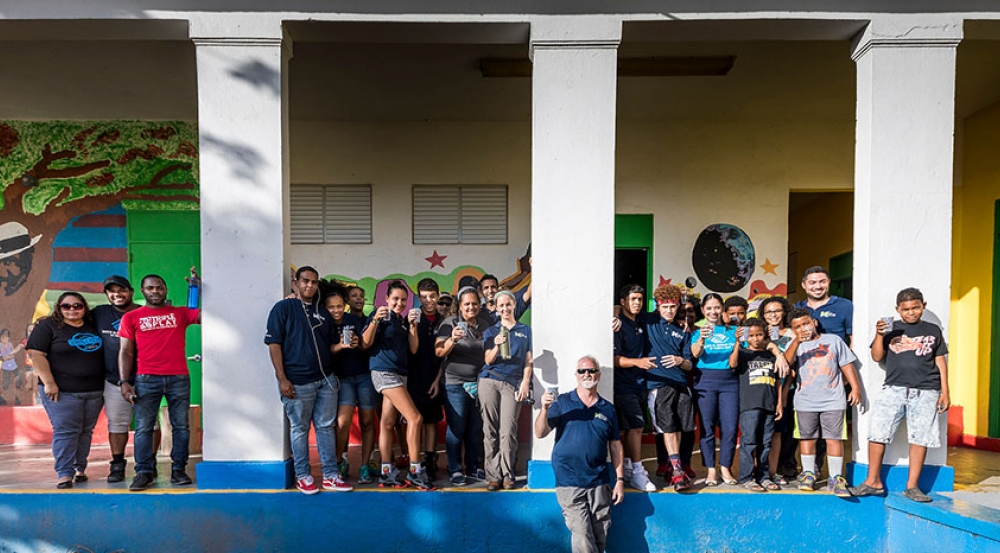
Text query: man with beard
92 276 142 483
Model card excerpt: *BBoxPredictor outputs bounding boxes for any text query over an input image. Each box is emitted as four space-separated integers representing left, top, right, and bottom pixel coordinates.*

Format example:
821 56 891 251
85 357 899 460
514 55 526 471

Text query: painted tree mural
0 120 199 336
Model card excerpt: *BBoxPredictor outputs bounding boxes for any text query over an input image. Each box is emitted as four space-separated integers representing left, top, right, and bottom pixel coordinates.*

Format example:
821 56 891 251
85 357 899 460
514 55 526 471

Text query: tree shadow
200 133 267 187
228 59 281 99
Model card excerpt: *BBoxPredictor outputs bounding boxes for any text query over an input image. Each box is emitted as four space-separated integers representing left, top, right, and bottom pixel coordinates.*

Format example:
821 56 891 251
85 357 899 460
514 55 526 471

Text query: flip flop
771 475 788 485
850 483 886 497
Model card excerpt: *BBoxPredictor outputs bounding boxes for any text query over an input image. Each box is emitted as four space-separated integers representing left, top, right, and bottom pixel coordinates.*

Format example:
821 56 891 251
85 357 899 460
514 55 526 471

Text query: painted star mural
760 258 779 276
425 250 447 269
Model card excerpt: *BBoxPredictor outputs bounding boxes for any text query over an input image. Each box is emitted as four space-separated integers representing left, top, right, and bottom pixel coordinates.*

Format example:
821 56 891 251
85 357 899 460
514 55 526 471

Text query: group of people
612 266 949 503
28 272 200 491
265 267 533 494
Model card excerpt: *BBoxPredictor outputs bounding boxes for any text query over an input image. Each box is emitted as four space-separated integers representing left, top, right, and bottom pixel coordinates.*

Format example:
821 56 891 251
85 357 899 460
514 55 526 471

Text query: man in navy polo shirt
612 284 656 492
794 266 853 347
536 356 624 553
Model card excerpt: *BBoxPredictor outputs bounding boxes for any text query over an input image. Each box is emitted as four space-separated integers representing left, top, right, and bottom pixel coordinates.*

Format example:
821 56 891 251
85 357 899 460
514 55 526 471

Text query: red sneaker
670 473 692 492
296 475 320 495
322 475 354 492
656 463 670 479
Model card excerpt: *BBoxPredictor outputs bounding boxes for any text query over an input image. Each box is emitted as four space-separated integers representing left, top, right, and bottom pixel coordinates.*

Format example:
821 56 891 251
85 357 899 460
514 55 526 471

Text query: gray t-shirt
793 333 857 413
437 314 492 384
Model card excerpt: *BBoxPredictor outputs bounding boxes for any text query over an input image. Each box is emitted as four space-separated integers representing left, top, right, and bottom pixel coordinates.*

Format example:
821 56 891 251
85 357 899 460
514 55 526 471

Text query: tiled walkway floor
2 442 997 496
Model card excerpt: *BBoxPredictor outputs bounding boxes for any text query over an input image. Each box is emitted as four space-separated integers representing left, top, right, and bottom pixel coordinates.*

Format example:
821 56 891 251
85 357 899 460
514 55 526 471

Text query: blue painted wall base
196 459 293 489
847 461 954 493
886 493 1000 553
528 459 555 489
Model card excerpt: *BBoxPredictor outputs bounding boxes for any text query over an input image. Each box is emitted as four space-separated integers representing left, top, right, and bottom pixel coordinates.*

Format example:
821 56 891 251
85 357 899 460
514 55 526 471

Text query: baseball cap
103 275 133 291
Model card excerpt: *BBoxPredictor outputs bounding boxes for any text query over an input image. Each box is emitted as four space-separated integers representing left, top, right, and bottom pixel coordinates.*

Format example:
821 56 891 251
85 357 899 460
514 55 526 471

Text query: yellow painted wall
953 100 1000 439
786 192 854 304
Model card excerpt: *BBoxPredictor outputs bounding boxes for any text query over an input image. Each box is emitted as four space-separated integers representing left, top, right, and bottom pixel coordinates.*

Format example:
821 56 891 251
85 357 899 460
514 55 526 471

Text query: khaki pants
478 377 521 483
556 485 612 553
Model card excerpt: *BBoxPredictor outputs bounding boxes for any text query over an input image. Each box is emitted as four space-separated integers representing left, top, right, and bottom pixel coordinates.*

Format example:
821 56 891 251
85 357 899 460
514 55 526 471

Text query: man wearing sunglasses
536 356 624 553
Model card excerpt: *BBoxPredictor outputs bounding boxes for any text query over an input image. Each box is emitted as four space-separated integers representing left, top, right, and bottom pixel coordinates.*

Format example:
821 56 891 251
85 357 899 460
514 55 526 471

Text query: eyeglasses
576 368 599 375
59 303 84 310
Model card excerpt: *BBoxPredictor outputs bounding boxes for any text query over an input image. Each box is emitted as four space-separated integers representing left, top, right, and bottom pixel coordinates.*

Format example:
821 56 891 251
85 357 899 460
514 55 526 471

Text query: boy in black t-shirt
729 317 786 492
851 288 949 503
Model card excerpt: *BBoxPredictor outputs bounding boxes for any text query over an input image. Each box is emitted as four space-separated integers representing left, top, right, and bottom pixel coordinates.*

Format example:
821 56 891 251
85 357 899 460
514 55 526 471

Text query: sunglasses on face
576 368 599 375
59 303 84 310
437 301 452 306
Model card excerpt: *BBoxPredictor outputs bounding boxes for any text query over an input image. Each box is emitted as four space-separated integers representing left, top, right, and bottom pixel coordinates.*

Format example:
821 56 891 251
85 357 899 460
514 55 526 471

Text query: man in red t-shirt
119 272 200 491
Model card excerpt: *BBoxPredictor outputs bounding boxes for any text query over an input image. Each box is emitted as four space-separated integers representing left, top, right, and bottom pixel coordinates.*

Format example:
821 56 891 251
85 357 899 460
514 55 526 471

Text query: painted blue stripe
50 261 128 282
197 460 293 490
848 461 954 493
51 227 126 248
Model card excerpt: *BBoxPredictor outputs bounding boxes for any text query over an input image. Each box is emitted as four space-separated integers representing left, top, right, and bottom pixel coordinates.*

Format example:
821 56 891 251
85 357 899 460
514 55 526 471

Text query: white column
850 17 960 491
527 16 620 487
192 24 292 488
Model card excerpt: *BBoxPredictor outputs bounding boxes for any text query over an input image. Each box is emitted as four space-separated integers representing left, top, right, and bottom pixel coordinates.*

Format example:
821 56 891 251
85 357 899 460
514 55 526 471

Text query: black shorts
614 392 648 431
648 384 695 434
413 397 445 424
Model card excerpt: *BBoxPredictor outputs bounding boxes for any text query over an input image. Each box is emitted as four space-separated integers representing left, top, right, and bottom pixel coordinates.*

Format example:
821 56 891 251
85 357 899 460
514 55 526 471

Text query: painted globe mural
691 223 756 293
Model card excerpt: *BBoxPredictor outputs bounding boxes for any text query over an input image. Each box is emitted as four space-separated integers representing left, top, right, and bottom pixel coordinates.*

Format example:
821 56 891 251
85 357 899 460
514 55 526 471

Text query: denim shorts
868 385 941 448
338 373 377 411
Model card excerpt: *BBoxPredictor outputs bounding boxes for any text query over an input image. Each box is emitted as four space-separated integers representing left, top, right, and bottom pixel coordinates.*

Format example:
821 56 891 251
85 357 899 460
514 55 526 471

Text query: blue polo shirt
549 390 620 488
691 325 738 370
794 296 853 344
264 298 336 385
332 313 369 378
481 322 532 386
644 314 692 389
365 312 411 374
613 313 646 395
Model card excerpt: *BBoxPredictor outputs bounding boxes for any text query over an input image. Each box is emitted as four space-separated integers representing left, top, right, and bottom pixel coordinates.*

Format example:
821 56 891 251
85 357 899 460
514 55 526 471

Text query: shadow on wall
228 59 281 98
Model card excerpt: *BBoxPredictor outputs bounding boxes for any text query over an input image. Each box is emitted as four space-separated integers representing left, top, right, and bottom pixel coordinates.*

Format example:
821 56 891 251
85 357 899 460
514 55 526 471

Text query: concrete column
849 17 961 492
192 22 292 489
527 16 620 488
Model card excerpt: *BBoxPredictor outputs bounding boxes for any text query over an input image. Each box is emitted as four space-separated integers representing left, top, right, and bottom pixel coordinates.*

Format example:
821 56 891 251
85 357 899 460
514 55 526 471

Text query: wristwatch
616 476 626 482
117 379 128 386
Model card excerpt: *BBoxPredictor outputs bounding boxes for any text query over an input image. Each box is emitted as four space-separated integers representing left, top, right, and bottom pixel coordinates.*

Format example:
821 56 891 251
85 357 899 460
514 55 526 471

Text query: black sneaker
129 472 155 492
406 469 436 491
171 470 193 485
108 461 127 483
378 467 407 489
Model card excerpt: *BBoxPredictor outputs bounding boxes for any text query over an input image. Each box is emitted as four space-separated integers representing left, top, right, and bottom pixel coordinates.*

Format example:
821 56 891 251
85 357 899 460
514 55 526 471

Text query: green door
127 210 202 405
615 214 654 310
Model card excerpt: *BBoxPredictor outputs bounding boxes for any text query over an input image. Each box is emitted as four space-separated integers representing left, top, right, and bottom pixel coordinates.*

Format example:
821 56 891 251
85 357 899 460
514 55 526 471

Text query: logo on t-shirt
139 313 178 332
594 412 609 423
889 335 936 356
68 333 102 353
747 360 776 386
819 311 837 318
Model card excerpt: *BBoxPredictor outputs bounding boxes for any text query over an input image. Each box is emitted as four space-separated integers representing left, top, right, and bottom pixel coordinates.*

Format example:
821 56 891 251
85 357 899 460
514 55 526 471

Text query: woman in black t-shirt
26 292 106 489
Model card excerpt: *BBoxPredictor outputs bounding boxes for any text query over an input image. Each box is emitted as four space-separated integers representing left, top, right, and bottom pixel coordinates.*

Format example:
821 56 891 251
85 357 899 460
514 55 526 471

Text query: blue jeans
338 373 377 411
40 385 104 478
738 409 775 484
443 383 483 475
693 370 740 469
134 374 190 474
282 378 339 479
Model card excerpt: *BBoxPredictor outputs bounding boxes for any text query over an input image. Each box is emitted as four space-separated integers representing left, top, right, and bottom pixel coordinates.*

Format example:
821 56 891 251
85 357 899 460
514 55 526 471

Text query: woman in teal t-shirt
690 293 739 486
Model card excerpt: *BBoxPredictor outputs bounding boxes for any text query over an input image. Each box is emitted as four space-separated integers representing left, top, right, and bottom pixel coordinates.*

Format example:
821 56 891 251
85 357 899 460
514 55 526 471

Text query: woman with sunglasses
26 292 106 488
435 286 492 486
479 290 533 491
690 292 739 486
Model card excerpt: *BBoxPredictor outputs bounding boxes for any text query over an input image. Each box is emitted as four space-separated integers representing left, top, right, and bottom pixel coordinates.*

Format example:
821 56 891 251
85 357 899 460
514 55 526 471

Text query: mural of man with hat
0 222 41 297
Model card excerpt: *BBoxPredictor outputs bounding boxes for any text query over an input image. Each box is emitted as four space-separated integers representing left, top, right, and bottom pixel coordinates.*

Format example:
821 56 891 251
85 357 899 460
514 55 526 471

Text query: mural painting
319 246 531 316
0 120 199 406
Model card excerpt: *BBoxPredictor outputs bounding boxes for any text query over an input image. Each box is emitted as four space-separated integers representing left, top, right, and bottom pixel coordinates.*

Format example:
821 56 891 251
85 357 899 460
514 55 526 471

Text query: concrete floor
2 441 998 497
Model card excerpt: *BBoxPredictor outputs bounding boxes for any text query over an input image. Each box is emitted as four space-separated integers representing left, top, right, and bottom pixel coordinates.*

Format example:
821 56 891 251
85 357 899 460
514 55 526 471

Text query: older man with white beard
535 356 624 553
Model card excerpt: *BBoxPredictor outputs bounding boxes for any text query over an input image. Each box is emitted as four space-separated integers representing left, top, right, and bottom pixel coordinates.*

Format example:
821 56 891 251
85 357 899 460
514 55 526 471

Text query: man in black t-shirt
407 278 445 481
91 275 142 483
851 288 949 503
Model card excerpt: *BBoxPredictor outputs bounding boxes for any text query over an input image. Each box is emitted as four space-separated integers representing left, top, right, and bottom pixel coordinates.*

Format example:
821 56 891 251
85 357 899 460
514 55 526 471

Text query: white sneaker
630 466 657 492
623 460 634 481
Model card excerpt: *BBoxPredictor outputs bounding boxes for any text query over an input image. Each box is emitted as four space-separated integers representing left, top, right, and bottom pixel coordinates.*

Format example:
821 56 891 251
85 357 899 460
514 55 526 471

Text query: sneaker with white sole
323 475 354 492
630 466 657 492
296 475 320 495
623 461 634 482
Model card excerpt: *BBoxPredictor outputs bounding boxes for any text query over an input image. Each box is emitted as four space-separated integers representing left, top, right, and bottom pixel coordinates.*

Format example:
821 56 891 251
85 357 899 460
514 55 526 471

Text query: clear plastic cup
880 316 894 333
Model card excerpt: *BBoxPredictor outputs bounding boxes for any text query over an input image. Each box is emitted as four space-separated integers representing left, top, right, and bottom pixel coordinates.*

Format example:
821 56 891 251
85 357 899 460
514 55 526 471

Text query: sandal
771 474 788 486
850 483 886 497
744 481 766 493
903 487 931 503
761 479 780 491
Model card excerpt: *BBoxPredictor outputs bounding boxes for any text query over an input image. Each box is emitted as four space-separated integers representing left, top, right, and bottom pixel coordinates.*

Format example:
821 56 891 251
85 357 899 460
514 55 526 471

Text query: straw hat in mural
0 222 42 261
